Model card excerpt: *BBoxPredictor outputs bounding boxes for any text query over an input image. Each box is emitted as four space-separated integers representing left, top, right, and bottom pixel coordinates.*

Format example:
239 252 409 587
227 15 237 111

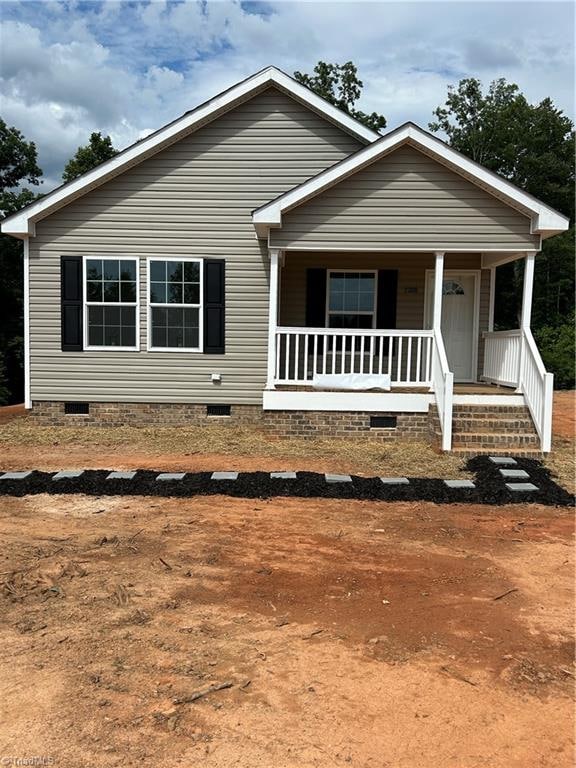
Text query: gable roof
1 66 380 238
252 122 570 241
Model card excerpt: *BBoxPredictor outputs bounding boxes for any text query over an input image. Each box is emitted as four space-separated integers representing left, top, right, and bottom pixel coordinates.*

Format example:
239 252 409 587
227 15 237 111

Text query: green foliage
294 62 386 133
0 119 42 192
0 119 43 404
431 79 575 387
62 132 118 183
534 315 575 390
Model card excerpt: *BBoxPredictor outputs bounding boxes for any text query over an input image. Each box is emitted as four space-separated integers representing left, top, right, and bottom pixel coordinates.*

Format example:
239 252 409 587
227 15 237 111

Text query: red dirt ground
553 390 576 439
0 494 574 767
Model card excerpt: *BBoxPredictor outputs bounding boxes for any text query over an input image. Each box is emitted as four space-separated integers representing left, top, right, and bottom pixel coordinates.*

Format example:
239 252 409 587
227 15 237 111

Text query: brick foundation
30 400 429 441
28 400 540 452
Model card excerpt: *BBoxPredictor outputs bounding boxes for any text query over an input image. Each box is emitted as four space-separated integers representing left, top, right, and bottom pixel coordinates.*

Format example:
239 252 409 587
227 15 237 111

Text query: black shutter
376 269 398 329
305 268 327 327
61 256 83 351
204 259 225 354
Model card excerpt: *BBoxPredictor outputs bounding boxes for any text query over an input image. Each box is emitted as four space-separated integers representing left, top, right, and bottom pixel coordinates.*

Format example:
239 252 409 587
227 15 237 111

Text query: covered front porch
264 248 553 452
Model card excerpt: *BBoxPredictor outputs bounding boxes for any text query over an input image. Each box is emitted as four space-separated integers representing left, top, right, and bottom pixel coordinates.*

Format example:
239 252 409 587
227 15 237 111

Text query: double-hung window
84 257 139 349
327 270 377 329
148 258 203 351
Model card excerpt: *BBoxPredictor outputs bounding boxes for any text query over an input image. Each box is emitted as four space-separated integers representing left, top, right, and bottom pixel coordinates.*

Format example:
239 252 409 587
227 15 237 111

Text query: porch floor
275 382 518 395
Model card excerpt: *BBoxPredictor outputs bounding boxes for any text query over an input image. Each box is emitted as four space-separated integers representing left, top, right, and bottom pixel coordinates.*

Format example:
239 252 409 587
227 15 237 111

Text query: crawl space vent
64 402 90 415
206 404 231 417
370 415 397 429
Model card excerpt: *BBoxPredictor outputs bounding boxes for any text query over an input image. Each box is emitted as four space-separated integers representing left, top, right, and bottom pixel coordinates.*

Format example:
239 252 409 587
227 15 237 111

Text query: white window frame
146 256 204 353
83 255 140 352
325 269 378 329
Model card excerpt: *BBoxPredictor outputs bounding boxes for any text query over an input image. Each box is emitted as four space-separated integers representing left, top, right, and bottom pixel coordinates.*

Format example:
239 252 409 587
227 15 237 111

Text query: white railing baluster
303 333 309 381
313 334 318 379
369 336 375 374
378 336 383 375
360 335 365 374
416 336 422 384
294 333 300 381
397 337 403 382
406 336 412 383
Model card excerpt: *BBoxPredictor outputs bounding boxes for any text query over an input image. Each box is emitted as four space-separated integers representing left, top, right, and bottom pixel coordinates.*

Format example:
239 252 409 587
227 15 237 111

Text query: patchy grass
0 419 470 478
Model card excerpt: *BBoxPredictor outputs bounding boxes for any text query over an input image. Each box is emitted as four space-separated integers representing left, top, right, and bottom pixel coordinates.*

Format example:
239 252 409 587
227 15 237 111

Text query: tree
0 119 43 404
62 132 118 183
430 79 575 386
294 61 386 133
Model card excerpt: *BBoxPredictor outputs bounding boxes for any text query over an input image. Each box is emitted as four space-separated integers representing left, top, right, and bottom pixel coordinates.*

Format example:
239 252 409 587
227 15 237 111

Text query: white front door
426 271 479 382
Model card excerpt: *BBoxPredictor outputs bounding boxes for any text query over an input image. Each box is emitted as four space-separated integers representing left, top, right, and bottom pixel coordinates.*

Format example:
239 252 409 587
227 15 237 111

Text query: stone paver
53 470 84 480
106 471 137 480
0 471 32 481
499 469 530 479
380 477 409 485
211 472 239 481
156 473 186 481
270 472 297 480
444 479 476 489
489 456 517 465
325 474 352 483
505 482 539 492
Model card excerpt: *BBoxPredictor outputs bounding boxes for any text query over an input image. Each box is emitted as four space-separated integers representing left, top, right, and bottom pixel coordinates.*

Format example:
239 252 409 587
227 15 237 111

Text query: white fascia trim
262 390 434 412
23 237 31 408
253 124 570 238
1 67 379 238
452 394 525 406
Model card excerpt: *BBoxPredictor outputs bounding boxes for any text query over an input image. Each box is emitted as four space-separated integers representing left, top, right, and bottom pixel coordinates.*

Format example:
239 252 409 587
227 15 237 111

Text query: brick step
451 406 531 416
452 418 537 434
434 430 540 446
453 432 539 446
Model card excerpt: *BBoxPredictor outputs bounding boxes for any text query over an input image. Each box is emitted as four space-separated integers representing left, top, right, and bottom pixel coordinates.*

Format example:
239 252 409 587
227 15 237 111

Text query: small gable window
84 257 139 350
147 258 203 351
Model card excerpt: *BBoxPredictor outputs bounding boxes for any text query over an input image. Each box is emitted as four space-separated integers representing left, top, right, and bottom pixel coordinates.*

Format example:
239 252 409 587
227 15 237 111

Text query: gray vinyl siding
29 87 363 404
278 251 490 380
270 145 539 251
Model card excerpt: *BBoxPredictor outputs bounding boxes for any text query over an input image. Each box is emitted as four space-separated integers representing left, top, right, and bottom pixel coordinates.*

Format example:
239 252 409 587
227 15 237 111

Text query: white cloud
0 0 573 191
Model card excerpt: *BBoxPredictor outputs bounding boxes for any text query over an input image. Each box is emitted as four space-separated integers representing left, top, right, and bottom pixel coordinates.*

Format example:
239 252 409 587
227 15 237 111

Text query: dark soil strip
0 458 573 507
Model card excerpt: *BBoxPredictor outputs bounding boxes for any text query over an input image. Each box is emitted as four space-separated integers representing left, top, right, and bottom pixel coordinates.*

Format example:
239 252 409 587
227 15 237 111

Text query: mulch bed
0 457 573 507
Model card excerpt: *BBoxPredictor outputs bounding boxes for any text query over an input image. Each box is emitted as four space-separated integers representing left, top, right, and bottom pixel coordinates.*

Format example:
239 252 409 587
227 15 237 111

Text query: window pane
104 281 120 302
167 261 183 283
88 324 103 346
358 292 374 311
167 327 184 347
167 282 183 304
329 292 343 311
184 327 199 348
86 260 102 280
120 281 136 302
87 281 103 302
150 282 166 303
103 260 119 281
119 260 136 281
89 306 103 324
184 261 200 282
104 325 121 346
152 326 166 347
150 261 166 282
152 307 167 326
121 324 136 347
106 306 121 325
121 306 135 325
167 307 183 326
184 284 200 304
329 313 373 330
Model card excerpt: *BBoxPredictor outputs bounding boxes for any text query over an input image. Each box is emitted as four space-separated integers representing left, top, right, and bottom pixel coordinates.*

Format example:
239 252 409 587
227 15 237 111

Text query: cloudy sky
1 0 574 191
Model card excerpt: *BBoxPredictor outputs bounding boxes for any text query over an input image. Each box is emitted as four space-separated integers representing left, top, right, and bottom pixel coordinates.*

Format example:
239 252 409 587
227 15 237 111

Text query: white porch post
488 267 496 332
432 251 445 331
266 248 282 389
520 251 536 329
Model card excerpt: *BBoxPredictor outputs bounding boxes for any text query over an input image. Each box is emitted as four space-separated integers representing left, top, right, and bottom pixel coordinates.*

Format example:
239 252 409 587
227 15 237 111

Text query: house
1 67 569 453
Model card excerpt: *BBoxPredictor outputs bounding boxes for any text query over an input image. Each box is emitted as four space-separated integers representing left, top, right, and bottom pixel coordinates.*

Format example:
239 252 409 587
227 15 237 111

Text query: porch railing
431 329 453 451
274 327 434 386
483 329 553 452
483 330 523 387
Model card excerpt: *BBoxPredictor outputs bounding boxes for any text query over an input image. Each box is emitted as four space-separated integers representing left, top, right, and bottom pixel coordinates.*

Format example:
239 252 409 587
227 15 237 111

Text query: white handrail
431 329 453 451
483 328 553 452
277 326 434 338
521 328 553 452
